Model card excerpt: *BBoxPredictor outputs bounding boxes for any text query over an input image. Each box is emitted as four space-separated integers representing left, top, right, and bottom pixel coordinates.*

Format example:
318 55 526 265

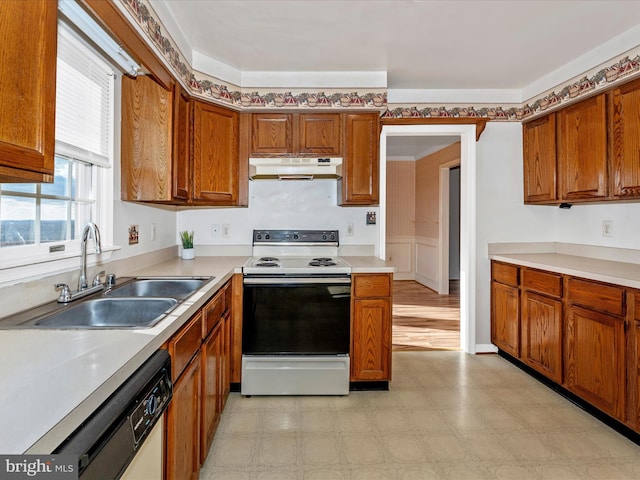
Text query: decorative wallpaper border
120 0 640 122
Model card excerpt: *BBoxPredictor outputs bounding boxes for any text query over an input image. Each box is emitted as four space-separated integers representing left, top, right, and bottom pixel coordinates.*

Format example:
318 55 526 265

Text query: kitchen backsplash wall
177 180 378 250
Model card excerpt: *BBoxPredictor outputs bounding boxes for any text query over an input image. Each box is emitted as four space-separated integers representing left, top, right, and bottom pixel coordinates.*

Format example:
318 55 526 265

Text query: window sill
0 245 121 286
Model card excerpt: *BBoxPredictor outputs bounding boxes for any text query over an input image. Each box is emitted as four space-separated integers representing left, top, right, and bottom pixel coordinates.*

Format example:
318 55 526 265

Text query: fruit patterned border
119 0 640 121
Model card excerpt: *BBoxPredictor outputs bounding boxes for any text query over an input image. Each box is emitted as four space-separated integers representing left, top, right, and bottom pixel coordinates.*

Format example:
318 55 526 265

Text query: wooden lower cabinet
200 321 223 463
351 274 392 381
166 353 201 480
165 279 233 477
521 291 562 383
491 281 520 357
565 305 626 420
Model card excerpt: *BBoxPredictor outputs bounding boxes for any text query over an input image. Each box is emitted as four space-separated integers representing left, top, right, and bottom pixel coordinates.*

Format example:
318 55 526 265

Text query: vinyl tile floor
200 351 640 479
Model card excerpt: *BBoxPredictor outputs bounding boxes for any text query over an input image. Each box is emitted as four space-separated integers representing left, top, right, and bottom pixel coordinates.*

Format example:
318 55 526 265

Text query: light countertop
489 252 640 289
0 255 392 454
0 256 246 454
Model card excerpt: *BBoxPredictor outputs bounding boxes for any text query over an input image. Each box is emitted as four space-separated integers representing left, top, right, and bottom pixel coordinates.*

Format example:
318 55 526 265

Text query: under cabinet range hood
249 157 342 180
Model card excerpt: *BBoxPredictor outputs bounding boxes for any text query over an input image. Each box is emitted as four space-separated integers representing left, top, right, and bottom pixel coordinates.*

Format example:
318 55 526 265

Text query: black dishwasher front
54 349 172 479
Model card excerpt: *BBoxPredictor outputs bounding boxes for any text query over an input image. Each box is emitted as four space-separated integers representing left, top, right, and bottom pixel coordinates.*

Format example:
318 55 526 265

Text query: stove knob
256 234 262 240
322 234 327 240
293 234 299 240
265 234 270 240
330 233 336 240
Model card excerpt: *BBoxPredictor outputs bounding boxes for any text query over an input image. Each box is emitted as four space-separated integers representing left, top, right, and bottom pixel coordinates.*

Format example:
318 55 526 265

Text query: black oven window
243 283 350 355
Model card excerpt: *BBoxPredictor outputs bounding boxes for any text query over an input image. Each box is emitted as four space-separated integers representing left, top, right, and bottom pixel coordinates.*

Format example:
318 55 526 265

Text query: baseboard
475 343 499 354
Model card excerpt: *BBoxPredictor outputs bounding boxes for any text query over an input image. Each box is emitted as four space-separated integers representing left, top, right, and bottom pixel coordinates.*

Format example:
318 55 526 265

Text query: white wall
178 180 378 249
475 122 556 345
555 202 640 248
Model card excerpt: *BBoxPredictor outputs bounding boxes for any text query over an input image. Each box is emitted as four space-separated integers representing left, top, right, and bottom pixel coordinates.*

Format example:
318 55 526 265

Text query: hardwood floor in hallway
392 280 460 351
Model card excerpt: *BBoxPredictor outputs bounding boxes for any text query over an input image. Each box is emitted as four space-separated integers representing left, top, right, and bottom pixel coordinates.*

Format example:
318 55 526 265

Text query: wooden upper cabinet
250 113 341 156
251 113 293 155
121 75 173 202
339 112 380 206
610 77 640 199
0 0 57 183
192 100 239 205
523 113 557 203
557 94 608 201
172 85 191 201
298 113 341 155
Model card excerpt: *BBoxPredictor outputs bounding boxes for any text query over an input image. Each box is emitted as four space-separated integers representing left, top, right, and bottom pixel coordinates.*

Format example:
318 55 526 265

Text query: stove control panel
253 229 339 245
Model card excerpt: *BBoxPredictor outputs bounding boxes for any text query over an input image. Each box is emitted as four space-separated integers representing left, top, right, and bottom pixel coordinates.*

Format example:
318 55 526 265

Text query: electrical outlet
346 222 354 236
366 212 376 225
211 224 220 238
602 220 613 237
128 225 139 245
222 224 230 238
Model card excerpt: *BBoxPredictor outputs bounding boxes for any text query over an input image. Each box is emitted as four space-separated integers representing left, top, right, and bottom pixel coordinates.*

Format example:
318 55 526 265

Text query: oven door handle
243 277 352 285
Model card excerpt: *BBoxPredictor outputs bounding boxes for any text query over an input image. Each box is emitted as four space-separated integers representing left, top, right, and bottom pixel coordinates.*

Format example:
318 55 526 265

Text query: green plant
179 230 194 249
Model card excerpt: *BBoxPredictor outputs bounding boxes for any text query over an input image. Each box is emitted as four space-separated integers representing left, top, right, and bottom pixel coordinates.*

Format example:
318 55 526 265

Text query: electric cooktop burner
309 259 337 267
259 257 279 262
256 262 279 267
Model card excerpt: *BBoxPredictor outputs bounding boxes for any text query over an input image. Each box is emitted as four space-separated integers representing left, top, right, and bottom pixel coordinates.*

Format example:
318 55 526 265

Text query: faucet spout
79 222 102 291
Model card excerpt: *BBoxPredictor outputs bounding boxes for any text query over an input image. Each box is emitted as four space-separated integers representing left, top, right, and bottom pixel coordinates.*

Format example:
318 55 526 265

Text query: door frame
379 124 477 354
438 158 461 295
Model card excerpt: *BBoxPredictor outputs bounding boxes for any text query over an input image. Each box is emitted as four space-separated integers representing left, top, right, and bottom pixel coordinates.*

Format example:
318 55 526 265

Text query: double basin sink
3 278 212 329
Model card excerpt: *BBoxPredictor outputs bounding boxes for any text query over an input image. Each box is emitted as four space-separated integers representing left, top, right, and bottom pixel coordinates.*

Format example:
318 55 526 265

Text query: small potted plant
180 230 195 260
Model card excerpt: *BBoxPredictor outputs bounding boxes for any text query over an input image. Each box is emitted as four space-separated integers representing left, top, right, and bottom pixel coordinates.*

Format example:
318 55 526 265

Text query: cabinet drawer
169 312 202 382
353 274 391 298
568 277 625 317
203 288 226 338
523 268 562 298
491 262 519 287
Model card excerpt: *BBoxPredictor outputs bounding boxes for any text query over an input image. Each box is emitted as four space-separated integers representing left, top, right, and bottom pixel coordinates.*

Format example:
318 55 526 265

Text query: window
0 20 115 268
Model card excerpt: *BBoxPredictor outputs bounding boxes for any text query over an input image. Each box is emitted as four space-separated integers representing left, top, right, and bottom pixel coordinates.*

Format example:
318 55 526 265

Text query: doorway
379 124 477 354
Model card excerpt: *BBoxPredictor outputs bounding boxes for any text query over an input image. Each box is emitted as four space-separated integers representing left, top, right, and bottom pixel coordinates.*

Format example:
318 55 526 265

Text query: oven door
242 275 351 355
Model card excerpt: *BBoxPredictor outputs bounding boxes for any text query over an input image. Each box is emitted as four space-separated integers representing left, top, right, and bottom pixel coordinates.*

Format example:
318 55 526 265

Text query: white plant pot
181 247 195 260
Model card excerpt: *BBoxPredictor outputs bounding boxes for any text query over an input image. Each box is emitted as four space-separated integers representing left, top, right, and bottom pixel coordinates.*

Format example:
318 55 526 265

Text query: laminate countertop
0 255 393 454
0 256 246 455
489 252 640 289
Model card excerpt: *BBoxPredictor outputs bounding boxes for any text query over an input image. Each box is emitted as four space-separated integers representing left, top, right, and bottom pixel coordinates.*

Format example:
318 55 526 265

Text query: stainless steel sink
29 297 178 329
106 278 208 299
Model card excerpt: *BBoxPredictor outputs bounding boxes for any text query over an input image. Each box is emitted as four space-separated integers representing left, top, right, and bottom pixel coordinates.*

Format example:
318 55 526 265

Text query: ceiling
153 0 640 157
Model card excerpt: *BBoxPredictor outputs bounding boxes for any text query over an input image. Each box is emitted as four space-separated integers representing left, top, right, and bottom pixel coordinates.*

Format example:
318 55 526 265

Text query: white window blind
55 23 114 168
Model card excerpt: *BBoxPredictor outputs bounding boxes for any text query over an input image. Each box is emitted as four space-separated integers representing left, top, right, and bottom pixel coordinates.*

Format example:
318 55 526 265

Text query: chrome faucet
54 223 107 303
79 222 102 291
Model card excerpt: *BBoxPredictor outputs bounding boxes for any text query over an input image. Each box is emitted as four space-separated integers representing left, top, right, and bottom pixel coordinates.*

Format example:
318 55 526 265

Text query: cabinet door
557 94 608 201
298 114 341 155
121 75 173 201
251 113 293 155
0 0 56 183
521 292 563 383
610 77 640 199
192 101 239 204
523 113 557 203
635 319 640 430
172 85 190 201
491 281 520 357
565 305 625 420
200 322 222 464
166 353 201 480
339 113 380 205
351 298 391 381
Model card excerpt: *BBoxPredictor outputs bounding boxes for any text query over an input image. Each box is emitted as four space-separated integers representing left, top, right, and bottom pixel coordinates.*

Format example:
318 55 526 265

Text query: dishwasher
54 349 172 480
